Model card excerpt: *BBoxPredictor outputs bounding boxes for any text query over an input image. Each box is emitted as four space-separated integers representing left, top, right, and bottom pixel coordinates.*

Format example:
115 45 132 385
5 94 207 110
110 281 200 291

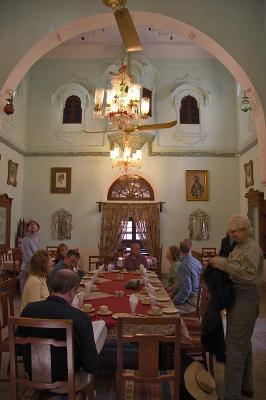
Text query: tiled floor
1 284 266 399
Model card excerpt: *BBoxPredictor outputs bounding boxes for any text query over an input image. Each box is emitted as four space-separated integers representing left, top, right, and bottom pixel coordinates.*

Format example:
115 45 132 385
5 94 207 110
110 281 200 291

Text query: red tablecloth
85 272 151 328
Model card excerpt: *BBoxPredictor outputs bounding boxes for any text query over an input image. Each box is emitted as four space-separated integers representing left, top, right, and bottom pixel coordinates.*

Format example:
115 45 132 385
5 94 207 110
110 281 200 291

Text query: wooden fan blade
82 129 118 134
135 120 177 131
114 8 143 52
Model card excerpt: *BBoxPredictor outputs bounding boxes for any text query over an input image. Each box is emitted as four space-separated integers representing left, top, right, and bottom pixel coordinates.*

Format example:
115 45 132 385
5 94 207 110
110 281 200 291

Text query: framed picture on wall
186 170 208 201
50 167 71 194
244 160 254 188
7 159 18 187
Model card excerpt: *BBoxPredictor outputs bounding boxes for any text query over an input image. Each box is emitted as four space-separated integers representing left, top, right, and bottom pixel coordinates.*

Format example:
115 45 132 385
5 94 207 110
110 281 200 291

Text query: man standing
17 269 99 393
123 242 147 271
20 219 40 293
172 239 202 313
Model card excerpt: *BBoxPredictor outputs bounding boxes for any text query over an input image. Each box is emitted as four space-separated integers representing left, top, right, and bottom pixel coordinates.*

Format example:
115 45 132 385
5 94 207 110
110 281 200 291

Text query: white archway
1 11 265 183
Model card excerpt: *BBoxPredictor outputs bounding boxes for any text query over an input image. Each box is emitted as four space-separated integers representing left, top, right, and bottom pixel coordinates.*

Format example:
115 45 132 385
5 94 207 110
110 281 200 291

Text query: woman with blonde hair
21 250 52 310
165 245 181 292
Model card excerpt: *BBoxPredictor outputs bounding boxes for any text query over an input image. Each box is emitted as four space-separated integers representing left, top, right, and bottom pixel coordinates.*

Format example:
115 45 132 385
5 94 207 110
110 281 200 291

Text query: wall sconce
240 91 252 112
3 91 15 116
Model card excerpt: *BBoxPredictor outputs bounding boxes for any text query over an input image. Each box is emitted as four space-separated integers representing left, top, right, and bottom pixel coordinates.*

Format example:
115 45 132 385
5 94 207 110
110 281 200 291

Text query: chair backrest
0 277 14 316
116 316 181 400
197 282 211 325
88 255 106 271
46 246 58 258
8 317 75 400
202 248 216 257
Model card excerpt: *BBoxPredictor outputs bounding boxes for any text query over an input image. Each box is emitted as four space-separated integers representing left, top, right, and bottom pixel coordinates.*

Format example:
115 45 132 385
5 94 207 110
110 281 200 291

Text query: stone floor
1 284 266 399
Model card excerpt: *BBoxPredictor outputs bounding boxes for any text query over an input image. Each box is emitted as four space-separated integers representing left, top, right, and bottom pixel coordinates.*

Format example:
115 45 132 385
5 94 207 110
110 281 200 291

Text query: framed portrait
50 167 71 194
186 170 208 201
244 160 254 188
7 159 18 187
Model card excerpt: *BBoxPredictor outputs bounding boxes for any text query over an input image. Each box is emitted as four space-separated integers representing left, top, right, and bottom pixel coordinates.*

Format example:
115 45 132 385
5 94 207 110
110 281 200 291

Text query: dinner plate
97 310 112 316
80 306 95 313
91 287 100 292
112 313 131 319
162 307 179 314
141 300 151 305
82 276 91 280
156 296 170 302
111 269 121 272
147 310 163 316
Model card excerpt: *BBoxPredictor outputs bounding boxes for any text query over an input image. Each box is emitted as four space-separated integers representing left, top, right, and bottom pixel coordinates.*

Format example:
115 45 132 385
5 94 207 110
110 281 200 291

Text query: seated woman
53 242 68 265
115 248 124 268
165 245 180 292
21 250 52 310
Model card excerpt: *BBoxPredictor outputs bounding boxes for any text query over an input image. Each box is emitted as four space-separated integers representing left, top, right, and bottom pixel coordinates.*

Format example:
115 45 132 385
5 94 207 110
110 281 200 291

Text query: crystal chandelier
93 62 150 131
110 132 142 172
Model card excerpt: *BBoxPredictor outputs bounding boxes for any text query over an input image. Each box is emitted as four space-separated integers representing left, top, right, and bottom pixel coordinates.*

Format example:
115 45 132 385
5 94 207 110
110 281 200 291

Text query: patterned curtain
99 203 160 257
99 203 130 256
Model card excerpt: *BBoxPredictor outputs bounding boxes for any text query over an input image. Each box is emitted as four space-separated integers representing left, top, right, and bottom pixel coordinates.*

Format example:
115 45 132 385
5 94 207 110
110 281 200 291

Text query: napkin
77 290 85 305
85 281 92 295
143 277 148 287
140 264 144 272
72 294 79 308
98 264 104 272
108 263 115 271
148 293 157 308
148 283 155 296
129 294 138 314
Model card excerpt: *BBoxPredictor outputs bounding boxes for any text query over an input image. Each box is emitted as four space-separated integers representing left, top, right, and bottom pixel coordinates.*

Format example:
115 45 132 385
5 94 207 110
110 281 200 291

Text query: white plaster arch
0 11 265 182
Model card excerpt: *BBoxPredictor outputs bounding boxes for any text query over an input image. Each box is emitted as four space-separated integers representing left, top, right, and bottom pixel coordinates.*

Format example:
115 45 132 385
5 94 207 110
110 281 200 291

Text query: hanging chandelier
110 131 142 172
93 62 150 131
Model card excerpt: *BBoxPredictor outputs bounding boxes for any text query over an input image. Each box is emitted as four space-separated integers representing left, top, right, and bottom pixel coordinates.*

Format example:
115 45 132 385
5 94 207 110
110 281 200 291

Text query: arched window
63 95 82 124
180 95 199 124
142 87 152 117
107 175 154 201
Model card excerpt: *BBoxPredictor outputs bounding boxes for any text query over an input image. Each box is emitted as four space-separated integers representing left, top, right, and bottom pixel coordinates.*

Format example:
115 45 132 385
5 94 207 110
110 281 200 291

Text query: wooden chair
88 255 106 271
46 246 58 258
181 283 214 376
116 316 181 400
0 280 15 380
8 317 94 400
202 248 216 257
0 248 21 293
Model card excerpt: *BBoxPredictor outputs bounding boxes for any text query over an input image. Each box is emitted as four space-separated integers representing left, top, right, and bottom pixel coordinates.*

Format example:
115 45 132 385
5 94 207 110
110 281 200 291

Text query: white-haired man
209 215 263 400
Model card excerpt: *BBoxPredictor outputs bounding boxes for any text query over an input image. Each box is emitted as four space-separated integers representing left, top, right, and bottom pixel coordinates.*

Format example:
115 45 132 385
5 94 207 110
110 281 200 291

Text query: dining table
77 270 191 345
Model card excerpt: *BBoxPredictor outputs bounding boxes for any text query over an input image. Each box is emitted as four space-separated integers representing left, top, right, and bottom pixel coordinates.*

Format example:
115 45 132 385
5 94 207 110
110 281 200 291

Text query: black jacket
201 266 235 362
17 295 99 381
219 235 236 258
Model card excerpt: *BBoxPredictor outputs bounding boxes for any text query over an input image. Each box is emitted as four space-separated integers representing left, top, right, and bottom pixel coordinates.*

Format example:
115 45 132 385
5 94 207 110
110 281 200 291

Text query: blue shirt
172 254 202 305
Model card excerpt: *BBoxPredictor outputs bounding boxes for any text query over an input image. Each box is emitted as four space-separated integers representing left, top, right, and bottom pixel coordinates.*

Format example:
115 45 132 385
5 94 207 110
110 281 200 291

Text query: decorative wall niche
171 83 211 145
51 208 73 240
189 209 209 240
51 82 91 139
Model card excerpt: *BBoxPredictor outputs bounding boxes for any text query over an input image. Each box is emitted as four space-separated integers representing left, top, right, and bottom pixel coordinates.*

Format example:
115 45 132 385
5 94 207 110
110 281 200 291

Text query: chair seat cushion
123 369 174 400
18 387 86 400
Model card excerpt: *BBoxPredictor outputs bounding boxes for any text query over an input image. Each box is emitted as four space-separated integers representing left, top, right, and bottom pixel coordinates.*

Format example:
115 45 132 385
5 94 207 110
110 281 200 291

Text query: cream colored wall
22 148 240 272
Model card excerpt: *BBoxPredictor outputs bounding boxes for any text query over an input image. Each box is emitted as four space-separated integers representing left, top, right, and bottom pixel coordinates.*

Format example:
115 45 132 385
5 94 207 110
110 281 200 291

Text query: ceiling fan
82 120 177 134
102 0 143 52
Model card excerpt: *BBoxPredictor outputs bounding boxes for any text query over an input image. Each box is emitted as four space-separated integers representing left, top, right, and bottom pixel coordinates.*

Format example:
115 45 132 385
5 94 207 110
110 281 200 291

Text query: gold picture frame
186 170 208 201
244 160 254 188
50 167 71 194
7 159 18 187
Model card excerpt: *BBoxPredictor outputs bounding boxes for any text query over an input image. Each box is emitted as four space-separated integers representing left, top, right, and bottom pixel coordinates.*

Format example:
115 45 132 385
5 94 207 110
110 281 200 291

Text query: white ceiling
45 25 213 60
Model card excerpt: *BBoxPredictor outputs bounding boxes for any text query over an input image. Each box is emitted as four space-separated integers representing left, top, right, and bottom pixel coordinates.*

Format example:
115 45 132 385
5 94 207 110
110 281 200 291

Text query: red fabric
84 272 151 328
